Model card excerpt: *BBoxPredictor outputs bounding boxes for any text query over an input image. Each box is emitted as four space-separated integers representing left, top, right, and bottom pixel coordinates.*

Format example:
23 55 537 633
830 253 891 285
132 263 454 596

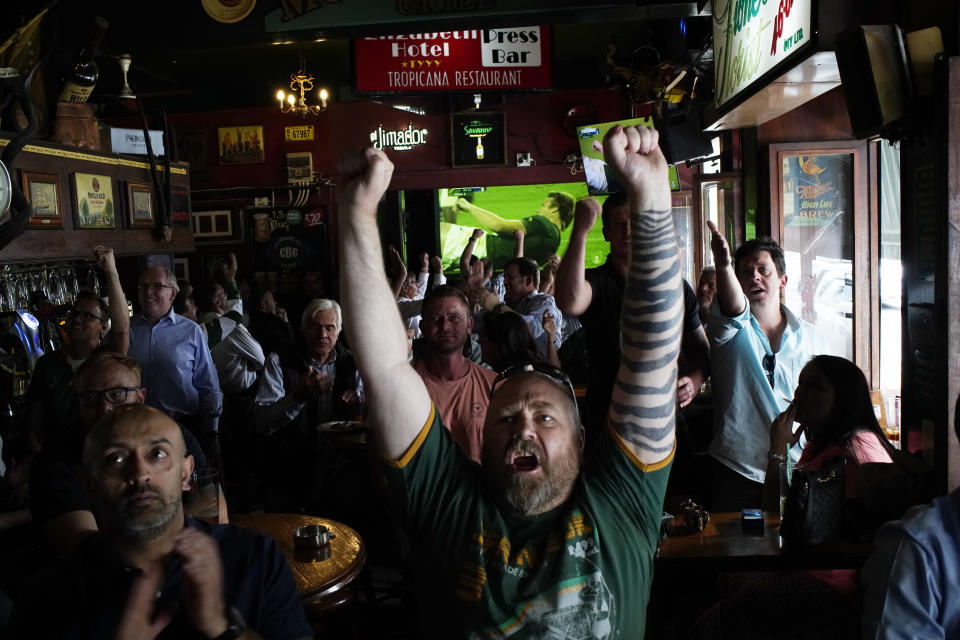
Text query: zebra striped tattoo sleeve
608 204 683 463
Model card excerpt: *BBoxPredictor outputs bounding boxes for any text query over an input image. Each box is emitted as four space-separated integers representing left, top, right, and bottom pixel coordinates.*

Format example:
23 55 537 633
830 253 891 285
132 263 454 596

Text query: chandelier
276 55 328 116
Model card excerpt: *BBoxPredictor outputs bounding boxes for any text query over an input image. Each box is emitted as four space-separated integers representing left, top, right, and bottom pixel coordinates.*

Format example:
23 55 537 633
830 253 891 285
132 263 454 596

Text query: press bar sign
354 26 551 93
480 28 542 66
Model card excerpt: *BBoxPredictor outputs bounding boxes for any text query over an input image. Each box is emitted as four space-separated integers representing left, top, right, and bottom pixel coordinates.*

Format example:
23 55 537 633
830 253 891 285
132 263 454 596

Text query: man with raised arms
336 123 682 637
704 228 830 510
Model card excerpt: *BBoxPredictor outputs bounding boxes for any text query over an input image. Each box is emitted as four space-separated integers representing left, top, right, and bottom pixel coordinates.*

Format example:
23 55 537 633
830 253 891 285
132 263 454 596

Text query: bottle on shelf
59 17 109 104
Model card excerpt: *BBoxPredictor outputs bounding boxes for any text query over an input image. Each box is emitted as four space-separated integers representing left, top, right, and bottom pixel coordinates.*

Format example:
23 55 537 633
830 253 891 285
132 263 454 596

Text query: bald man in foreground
13 405 311 640
338 123 682 637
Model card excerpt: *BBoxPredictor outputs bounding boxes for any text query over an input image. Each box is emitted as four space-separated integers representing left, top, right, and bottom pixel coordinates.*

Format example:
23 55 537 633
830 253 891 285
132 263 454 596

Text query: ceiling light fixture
276 54 328 116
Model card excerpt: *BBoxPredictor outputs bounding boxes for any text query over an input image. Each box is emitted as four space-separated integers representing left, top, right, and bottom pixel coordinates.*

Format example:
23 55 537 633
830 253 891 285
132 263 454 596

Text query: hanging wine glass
30 268 47 301
68 263 80 302
49 269 65 306
13 270 28 310
85 261 101 297
0 273 10 313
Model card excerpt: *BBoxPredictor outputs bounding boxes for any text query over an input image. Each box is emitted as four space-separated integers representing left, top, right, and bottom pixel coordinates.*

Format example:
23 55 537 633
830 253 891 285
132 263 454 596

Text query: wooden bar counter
656 511 874 572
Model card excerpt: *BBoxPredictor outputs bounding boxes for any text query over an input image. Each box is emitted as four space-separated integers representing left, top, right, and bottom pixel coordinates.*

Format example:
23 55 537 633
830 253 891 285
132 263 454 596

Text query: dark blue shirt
12 518 312 639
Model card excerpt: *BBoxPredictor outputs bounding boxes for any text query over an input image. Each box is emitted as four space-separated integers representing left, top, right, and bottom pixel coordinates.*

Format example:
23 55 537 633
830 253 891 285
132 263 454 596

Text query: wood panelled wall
0 139 194 262
754 87 856 234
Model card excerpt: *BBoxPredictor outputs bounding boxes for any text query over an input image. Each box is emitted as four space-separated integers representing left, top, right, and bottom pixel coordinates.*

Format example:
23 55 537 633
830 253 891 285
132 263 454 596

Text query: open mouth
510 451 541 472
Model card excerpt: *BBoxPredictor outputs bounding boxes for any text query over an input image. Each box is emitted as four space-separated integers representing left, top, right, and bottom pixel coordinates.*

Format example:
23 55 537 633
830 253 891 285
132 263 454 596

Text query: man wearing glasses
704 226 830 510
26 246 129 448
29 352 212 553
128 265 222 463
337 124 681 637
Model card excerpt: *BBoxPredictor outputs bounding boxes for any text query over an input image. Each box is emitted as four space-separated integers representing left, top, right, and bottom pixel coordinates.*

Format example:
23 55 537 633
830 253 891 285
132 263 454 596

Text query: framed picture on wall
127 182 154 228
192 208 245 244
71 172 116 229
769 140 868 369
22 171 63 228
217 125 264 165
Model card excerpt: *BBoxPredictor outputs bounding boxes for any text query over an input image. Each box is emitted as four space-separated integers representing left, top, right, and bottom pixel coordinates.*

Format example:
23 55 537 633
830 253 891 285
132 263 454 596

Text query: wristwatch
211 606 246 640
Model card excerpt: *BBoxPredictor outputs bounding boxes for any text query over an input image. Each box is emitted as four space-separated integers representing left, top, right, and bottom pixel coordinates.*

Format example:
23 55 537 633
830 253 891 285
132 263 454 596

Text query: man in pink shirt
411 285 495 462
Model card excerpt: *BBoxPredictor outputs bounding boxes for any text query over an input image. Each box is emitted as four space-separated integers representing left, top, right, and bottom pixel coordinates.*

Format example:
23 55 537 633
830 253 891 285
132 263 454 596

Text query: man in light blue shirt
704 224 830 510
128 266 223 446
861 401 960 639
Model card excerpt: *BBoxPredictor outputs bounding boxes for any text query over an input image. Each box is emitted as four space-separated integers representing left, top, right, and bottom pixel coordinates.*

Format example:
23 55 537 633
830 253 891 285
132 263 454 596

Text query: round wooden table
231 513 367 615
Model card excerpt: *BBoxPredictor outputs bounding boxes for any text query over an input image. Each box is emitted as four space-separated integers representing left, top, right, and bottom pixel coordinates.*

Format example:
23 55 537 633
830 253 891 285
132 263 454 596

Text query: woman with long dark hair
693 355 897 639
766 354 896 499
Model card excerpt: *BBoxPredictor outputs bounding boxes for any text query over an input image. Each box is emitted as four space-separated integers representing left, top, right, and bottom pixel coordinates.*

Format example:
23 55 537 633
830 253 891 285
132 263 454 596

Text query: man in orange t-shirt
412 285 495 462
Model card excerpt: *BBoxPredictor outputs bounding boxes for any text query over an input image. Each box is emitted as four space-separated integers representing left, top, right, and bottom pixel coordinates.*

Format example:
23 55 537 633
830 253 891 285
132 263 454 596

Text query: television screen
576 116 653 196
437 183 612 274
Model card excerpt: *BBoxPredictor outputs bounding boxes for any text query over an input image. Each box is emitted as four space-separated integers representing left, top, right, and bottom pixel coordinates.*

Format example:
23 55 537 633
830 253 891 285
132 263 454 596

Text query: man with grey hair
248 298 363 511
13 404 312 639
250 298 363 435
128 265 223 462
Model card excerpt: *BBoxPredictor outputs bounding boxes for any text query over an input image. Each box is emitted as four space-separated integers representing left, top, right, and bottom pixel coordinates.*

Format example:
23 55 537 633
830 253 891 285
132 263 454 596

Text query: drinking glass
886 395 902 450
67 264 79 302
30 268 47 300
778 460 792 523
13 271 28 309
184 468 220 524
84 262 101 297
48 269 66 306
0 275 10 313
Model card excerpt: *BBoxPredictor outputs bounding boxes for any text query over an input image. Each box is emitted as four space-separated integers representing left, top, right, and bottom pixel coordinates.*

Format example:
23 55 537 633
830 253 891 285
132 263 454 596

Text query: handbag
780 456 846 546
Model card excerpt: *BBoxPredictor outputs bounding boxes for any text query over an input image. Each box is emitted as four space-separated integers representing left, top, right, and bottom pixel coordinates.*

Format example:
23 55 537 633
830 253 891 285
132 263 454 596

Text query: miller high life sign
354 26 551 93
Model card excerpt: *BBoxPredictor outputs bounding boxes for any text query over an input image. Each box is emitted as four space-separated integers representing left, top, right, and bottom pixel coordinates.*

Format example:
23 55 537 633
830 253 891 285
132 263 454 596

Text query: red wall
145 87 632 191
107 85 700 197
105 88 693 292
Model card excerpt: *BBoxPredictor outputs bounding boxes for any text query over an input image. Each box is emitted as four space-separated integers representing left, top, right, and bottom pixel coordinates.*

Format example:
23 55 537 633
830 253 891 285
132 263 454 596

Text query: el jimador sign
354 26 551 93
713 0 813 108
